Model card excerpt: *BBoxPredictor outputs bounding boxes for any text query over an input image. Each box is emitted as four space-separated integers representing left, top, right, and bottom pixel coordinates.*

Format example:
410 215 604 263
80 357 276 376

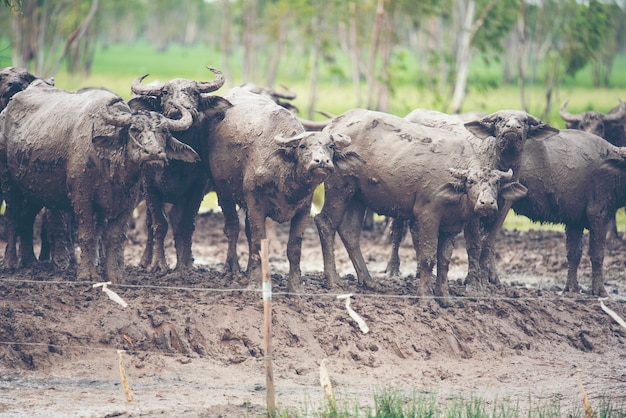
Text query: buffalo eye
130 127 140 134
162 89 169 96
299 144 306 149
328 143 336 150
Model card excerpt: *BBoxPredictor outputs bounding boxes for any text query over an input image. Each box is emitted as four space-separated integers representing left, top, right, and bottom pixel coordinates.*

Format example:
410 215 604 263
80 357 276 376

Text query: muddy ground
1 209 625 417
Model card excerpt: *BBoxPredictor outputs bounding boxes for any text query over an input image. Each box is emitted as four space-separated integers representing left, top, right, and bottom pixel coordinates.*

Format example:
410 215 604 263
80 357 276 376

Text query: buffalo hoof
385 262 400 278
436 295 453 308
592 283 609 298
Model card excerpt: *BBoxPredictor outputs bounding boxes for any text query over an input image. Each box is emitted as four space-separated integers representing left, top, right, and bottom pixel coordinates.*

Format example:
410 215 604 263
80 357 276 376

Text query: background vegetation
2 0 626 124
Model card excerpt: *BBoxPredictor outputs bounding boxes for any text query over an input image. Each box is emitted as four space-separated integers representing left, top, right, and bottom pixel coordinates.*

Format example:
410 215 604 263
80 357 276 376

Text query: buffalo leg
416 213 439 298
219 197 241 274
564 225 584 293
244 205 266 288
286 207 310 293
16 202 41 268
103 210 131 282
588 217 609 297
463 217 483 288
385 218 406 277
147 197 170 273
314 186 355 288
139 204 155 269
435 232 455 307
170 191 204 273
479 201 513 285
337 199 371 287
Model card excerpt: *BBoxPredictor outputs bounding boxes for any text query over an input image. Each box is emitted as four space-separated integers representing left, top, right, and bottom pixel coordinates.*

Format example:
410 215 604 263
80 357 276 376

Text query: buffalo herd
1 66 625 306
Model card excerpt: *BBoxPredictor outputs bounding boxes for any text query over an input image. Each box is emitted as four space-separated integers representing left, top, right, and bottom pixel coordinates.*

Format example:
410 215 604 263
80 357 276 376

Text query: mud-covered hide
0 81 198 282
0 67 52 241
314 108 527 306
559 100 626 241
560 100 626 147
511 129 626 297
209 86 361 291
401 109 558 286
129 68 232 274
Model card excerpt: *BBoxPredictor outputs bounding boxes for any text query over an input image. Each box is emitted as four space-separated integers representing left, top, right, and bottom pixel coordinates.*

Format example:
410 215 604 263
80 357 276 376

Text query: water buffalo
129 67 232 275
511 129 626 297
208 87 362 292
390 109 558 287
560 99 626 240
0 81 199 282
315 109 528 306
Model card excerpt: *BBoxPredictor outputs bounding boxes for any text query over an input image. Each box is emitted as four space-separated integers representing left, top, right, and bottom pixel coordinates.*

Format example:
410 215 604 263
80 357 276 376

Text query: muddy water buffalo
315 109 528 306
511 129 626 297
560 100 626 241
129 67 232 274
397 109 558 287
208 87 361 292
0 81 199 282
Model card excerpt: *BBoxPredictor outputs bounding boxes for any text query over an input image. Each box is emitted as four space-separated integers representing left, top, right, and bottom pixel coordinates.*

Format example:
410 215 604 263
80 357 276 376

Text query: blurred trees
1 0 625 114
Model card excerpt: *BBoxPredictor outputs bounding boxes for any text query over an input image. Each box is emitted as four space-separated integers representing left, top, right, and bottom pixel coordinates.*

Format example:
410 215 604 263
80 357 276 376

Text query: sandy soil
1 210 625 417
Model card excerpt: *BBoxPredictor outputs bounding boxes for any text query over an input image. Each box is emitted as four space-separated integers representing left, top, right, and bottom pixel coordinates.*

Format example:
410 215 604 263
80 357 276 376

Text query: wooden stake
261 239 275 416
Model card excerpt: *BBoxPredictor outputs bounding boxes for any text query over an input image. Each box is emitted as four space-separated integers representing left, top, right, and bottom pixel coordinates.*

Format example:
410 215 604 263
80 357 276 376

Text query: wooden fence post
261 239 275 416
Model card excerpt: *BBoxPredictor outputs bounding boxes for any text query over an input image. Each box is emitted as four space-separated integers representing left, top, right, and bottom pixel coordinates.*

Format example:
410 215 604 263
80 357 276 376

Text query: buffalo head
439 167 528 217
0 67 48 110
273 131 362 183
560 100 626 145
97 99 199 167
464 110 559 159
130 66 230 123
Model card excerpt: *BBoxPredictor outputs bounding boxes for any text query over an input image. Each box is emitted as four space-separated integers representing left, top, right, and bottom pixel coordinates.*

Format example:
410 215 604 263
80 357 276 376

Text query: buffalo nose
506 120 522 130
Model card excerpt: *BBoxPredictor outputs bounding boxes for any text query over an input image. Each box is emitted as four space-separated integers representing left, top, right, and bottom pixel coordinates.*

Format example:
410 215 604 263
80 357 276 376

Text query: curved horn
103 98 132 127
197 66 225 93
131 74 163 96
559 100 582 123
497 168 514 182
272 84 297 100
604 99 626 123
298 118 330 131
163 102 193 132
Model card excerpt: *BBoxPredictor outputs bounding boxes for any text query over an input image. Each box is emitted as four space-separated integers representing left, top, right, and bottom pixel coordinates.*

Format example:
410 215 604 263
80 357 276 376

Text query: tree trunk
450 0 475 114
516 6 528 112
265 11 289 88
242 0 257 82
221 0 232 87
348 2 361 108
366 0 385 110
307 4 324 120
376 12 393 112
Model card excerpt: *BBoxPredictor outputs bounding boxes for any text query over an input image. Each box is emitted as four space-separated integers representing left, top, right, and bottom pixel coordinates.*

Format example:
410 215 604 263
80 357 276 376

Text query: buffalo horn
103 98 133 127
163 103 193 132
604 99 626 123
131 74 163 96
498 168 514 182
273 84 297 100
197 66 225 93
559 100 583 123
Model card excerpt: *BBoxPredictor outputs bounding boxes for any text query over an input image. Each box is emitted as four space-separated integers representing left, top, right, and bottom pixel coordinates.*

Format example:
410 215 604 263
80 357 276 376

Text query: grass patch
269 387 626 417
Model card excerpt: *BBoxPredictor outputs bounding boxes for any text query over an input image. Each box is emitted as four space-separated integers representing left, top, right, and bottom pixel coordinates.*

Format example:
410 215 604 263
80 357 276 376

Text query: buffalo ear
166 136 200 163
199 95 233 114
128 96 162 112
529 123 559 140
331 133 351 149
436 182 465 204
500 182 528 202
464 120 493 139
333 151 364 171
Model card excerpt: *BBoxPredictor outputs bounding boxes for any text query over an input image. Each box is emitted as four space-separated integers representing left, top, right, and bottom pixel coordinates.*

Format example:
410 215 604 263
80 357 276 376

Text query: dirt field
1 210 625 417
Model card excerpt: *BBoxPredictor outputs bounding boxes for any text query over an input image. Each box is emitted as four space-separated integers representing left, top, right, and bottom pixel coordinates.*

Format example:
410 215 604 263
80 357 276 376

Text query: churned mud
1 211 625 416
